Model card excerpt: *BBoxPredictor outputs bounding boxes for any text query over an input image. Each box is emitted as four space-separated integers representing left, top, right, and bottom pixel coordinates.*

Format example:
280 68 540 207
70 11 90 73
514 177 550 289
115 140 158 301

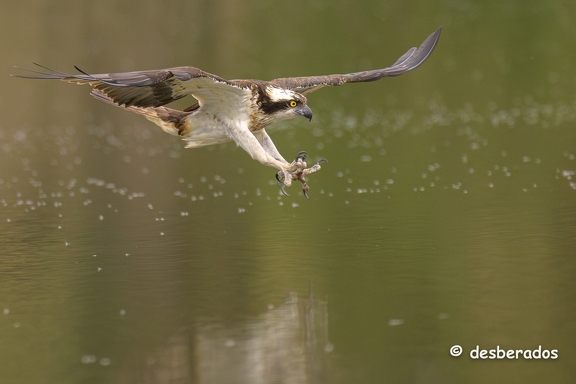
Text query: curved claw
302 188 310 199
316 157 328 165
295 151 308 161
275 173 290 196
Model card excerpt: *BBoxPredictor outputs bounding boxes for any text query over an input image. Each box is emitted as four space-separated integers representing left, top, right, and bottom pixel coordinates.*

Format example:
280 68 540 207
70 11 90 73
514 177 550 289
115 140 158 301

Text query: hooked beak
296 105 313 122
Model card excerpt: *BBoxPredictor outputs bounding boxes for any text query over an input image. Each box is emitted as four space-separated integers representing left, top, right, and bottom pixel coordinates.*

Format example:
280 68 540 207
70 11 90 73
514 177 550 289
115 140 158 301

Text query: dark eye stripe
259 99 292 114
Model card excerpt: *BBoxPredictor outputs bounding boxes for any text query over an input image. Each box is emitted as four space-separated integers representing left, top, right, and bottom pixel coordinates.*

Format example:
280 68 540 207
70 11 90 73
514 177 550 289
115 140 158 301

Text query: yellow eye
289 100 298 108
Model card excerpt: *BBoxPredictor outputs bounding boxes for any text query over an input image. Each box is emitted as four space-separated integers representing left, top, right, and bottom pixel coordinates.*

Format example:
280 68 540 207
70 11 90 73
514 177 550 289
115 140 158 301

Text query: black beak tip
297 105 313 122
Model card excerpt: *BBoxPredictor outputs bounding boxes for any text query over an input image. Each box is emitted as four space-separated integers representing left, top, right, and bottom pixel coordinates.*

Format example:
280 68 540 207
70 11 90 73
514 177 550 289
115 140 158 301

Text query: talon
316 157 328 165
275 172 290 196
301 178 311 199
276 169 293 186
295 151 308 161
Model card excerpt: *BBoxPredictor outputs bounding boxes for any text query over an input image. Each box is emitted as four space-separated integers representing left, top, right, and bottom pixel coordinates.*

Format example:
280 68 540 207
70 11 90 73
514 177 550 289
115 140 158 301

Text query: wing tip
429 26 442 49
400 26 443 71
10 62 68 80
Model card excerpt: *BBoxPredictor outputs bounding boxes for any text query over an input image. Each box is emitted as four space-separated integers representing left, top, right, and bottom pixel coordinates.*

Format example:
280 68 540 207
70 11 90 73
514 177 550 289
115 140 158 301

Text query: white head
257 86 312 125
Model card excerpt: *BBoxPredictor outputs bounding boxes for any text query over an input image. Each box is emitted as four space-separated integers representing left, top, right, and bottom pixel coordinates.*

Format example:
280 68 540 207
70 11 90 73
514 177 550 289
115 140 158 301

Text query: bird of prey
14 28 441 198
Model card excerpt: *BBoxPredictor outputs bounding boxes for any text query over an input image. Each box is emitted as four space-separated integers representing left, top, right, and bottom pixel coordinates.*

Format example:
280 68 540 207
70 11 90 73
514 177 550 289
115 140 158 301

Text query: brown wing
12 64 250 108
269 27 441 95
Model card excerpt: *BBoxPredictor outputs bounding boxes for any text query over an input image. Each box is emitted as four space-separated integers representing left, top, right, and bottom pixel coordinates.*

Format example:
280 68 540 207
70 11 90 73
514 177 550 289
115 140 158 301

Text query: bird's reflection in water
131 291 332 384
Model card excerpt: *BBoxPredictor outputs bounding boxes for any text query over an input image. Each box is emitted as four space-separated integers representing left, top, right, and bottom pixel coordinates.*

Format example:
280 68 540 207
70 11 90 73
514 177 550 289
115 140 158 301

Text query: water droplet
324 343 335 353
81 355 97 364
388 318 404 326
99 358 111 366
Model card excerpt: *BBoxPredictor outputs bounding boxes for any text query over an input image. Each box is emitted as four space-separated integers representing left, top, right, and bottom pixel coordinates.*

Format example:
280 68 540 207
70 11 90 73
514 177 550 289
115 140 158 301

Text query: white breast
181 92 255 148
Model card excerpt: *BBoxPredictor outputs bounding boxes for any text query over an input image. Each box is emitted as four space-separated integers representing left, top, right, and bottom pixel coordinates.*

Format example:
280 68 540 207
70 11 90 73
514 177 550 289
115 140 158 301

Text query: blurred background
1 1 576 383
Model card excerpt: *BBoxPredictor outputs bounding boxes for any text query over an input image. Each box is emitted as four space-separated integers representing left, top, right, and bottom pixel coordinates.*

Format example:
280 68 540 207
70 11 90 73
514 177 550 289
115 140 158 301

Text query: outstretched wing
12 64 250 108
269 27 441 95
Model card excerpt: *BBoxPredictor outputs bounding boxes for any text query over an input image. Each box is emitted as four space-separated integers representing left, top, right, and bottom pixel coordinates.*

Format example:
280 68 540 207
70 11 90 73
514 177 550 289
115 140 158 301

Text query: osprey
14 28 440 197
